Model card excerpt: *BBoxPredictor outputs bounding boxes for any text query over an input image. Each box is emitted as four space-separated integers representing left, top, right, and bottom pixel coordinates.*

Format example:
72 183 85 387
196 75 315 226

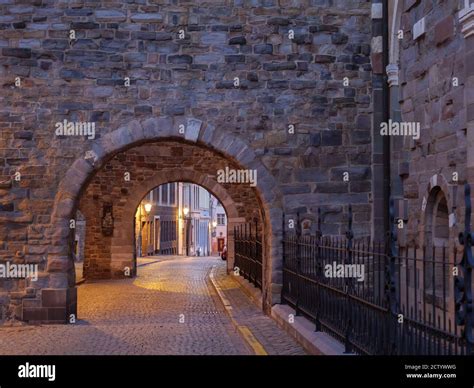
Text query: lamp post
183 207 190 256
211 220 217 256
139 201 152 257
144 202 152 255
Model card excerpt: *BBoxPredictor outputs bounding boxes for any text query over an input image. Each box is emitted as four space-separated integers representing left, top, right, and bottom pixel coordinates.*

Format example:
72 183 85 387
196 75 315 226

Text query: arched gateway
0 0 375 327
25 118 284 323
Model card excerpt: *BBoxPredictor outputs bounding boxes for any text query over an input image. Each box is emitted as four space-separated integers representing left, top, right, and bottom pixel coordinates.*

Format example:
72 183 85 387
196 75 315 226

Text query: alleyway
0 257 305 355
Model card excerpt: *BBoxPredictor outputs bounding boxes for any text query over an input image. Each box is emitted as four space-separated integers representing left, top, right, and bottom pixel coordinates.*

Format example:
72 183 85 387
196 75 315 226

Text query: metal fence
281 184 474 355
234 221 263 290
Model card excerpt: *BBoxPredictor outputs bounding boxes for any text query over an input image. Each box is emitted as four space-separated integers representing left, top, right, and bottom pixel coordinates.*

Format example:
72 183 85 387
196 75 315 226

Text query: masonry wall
0 1 373 322
395 0 467 245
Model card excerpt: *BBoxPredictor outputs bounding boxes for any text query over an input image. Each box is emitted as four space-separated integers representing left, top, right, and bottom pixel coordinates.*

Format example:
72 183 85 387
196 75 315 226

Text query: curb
208 265 268 356
137 259 162 267
271 304 348 355
231 274 263 309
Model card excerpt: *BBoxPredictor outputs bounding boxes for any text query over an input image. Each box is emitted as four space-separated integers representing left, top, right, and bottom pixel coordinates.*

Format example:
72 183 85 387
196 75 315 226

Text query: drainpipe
382 0 391 237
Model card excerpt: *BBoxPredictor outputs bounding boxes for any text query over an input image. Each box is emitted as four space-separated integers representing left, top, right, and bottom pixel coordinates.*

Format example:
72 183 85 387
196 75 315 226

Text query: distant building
135 183 225 257
211 199 227 255
182 183 211 256
135 182 179 256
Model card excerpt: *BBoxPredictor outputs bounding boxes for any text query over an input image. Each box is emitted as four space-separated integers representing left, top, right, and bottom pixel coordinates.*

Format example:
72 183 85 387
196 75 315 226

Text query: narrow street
0 257 305 355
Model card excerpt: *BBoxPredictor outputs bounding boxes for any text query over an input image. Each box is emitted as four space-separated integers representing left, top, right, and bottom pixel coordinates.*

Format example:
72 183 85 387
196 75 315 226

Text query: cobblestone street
0 257 305 355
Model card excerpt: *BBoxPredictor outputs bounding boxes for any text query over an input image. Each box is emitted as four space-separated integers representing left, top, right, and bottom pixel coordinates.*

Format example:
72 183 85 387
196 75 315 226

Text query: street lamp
211 220 218 256
183 207 190 256
144 202 152 214
139 202 153 258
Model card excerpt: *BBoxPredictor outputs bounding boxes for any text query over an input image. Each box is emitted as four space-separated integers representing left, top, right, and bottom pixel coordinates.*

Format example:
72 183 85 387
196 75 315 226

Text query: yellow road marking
209 265 268 356
237 326 268 355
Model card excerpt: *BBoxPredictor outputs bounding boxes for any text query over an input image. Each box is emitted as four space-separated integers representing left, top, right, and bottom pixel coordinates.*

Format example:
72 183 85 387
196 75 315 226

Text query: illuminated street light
144 202 152 214
212 220 217 228
183 207 190 256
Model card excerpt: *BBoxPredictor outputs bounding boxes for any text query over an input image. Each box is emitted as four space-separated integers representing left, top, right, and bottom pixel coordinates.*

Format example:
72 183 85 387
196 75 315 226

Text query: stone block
225 55 245 63
131 13 163 23
263 62 296 71
314 55 336 63
95 10 127 22
434 15 453 46
41 288 68 307
168 54 193 64
47 307 67 322
185 118 202 142
2 47 31 58
254 44 273 54
229 36 246 45
22 307 48 321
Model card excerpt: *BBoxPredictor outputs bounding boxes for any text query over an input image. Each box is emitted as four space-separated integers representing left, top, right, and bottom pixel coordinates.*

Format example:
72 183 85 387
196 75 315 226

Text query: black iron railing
234 221 263 290
282 185 474 355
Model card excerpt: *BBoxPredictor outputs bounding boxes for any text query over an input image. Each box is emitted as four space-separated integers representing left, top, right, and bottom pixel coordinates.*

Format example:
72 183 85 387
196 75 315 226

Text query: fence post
315 207 322 332
386 197 400 355
250 222 255 288
295 212 301 316
281 212 286 305
343 205 354 353
255 219 259 288
243 224 249 279
456 183 474 355
247 222 252 286
234 225 238 276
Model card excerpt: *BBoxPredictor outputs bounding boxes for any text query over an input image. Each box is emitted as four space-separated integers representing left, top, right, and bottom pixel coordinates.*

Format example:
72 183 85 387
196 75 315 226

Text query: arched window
424 187 450 306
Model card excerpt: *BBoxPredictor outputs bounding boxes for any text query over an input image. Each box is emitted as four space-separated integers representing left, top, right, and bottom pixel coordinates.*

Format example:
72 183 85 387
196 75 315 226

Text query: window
424 187 450 303
217 213 225 225
154 187 160 205
194 186 199 209
162 183 168 204
170 183 176 205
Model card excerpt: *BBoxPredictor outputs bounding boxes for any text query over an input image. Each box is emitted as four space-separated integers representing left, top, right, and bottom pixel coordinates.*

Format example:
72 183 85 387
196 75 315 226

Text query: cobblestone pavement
213 265 307 355
0 256 305 355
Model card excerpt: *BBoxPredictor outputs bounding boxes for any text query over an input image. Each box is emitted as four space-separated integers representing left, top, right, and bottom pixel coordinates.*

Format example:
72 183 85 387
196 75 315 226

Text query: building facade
135 182 179 257
211 200 227 255
135 182 222 258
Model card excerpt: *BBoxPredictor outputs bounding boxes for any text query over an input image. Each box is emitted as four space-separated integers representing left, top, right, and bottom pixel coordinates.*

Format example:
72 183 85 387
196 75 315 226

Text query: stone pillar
386 63 407 243
371 0 386 241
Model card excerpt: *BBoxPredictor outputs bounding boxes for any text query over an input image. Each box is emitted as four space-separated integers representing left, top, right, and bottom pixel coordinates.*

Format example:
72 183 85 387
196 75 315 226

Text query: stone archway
36 118 283 323
91 168 244 279
78 140 265 281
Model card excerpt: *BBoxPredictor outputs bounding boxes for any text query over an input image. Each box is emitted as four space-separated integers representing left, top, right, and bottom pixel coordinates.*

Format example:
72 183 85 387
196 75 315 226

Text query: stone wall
395 0 467 245
0 1 373 322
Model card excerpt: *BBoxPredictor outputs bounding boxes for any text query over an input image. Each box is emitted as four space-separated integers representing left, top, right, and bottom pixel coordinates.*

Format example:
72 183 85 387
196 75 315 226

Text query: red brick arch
43 117 283 322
